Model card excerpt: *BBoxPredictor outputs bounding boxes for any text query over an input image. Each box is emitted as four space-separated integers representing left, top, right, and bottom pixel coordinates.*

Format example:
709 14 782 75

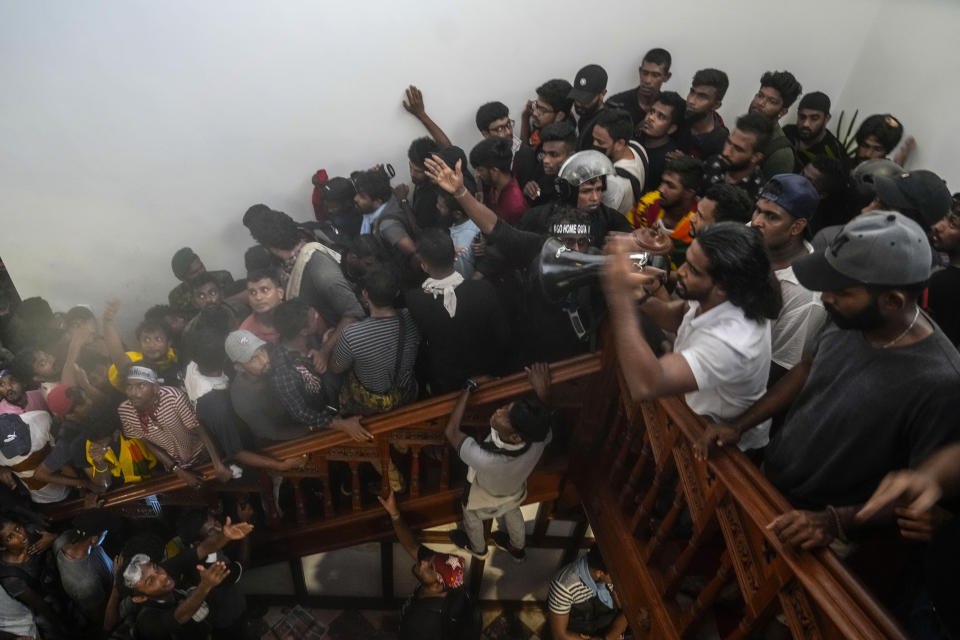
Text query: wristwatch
464 379 479 393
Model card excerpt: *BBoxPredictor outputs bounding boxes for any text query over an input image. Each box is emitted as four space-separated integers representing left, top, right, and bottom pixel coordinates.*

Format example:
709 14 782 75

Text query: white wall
1 0 949 331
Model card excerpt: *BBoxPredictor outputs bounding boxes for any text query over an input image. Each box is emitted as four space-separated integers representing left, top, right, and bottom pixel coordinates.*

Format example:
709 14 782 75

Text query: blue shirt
360 202 387 235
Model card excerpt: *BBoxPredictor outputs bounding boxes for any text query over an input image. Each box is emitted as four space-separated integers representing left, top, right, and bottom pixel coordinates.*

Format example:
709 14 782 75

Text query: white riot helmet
556 150 614 203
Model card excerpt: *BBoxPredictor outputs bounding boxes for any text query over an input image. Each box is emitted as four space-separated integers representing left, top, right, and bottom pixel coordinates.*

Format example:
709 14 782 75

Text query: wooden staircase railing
569 343 909 639
42 353 603 534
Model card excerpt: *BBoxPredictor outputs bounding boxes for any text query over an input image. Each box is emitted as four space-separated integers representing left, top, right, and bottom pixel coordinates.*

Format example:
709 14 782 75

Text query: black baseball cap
873 169 952 228
569 64 608 103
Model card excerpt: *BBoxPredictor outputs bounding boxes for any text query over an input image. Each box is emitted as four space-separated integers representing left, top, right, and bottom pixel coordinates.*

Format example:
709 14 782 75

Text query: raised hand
403 85 427 119
377 489 399 517
525 363 551 401
423 155 464 195
197 561 230 589
222 516 254 540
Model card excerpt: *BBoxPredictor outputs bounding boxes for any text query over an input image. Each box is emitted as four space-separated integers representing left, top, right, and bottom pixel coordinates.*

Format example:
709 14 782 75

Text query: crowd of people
1 46 959 639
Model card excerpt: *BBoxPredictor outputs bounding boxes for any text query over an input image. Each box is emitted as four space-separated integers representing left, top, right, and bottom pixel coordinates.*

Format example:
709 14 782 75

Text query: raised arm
601 235 698 402
378 490 420 559
101 298 132 377
424 155 499 235
403 85 452 148
443 385 473 450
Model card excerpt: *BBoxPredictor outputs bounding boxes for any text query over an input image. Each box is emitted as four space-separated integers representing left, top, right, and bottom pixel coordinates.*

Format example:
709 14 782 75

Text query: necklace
881 306 921 348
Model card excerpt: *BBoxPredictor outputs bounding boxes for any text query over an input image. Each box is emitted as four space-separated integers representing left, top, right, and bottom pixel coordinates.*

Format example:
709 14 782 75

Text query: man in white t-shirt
603 222 782 451
751 174 827 383
443 365 553 561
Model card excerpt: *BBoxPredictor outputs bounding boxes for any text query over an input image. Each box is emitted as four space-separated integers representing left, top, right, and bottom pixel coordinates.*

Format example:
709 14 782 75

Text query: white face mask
490 427 525 451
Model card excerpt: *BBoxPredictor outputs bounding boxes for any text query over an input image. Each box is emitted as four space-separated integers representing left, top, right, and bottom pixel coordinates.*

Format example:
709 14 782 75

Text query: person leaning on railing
601 222 782 456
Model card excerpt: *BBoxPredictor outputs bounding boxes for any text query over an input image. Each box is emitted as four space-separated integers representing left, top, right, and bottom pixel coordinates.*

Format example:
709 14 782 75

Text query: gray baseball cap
224 330 266 364
794 211 931 291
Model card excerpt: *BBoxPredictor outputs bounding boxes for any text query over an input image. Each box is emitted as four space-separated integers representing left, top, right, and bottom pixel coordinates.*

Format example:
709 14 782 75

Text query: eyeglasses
488 119 515 134
531 102 554 114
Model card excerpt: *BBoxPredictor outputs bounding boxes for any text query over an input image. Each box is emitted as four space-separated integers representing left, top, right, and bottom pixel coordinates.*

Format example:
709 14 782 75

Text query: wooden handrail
572 346 909 640
43 352 602 520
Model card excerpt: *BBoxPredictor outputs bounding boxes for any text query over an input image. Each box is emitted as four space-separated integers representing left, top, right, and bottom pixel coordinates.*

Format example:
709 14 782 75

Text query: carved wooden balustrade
42 353 603 557
570 346 909 639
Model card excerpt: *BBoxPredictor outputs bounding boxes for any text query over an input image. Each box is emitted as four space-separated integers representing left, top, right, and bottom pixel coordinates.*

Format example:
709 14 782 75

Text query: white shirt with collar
675 300 773 450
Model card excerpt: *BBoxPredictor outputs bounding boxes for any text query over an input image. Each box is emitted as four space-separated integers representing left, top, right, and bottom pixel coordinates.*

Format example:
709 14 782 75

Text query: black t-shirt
675 113 728 160
42 435 90 472
398 586 445 640
412 182 441 229
928 265 960 347
606 88 647 138
642 140 679 194
196 389 255 460
512 143 541 190
576 110 604 151
764 322 960 511
782 125 847 170
406 280 510 394
134 546 245 639
518 203 632 250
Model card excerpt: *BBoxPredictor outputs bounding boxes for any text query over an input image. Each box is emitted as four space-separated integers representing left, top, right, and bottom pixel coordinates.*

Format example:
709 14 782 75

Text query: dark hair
469 137 513 173
592 108 633 144
80 402 123 442
655 91 686 128
322 177 357 205
856 114 904 154
536 79 573 116
144 304 188 324
417 229 456 271
703 184 755 224
273 299 312 342
189 328 227 372
352 169 393 203
242 204 273 229
408 137 440 168
176 509 212 546
361 264 399 308
248 208 301 250
586 546 607 572
642 47 672 71
508 398 552 443
734 113 774 151
135 320 171 342
246 268 282 288
759 70 802 109
65 306 95 328
663 156 703 192
77 348 110 373
190 271 219 293
347 234 386 262
808 156 847 196
866 281 928 304
552 206 592 228
475 101 509 132
695 223 782 321
691 68 729 100
244 245 277 272
539 121 577 151
10 349 40 386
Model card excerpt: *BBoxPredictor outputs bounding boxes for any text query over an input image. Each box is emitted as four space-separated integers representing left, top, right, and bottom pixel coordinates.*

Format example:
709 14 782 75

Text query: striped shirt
547 560 604 615
332 310 420 395
117 386 206 467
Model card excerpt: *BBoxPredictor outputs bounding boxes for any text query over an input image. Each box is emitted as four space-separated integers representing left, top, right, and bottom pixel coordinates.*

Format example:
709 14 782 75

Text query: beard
685 108 709 123
796 126 820 142
825 298 884 331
